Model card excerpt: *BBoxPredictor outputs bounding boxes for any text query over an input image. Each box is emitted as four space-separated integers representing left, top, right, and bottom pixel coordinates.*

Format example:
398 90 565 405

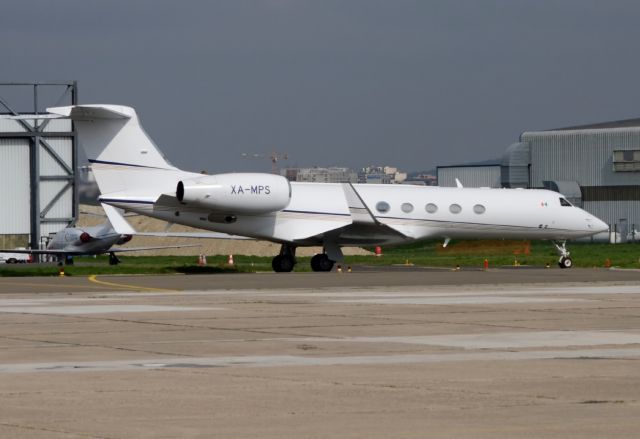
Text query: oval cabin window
425 203 438 213
449 204 462 214
401 203 414 213
473 204 486 214
376 201 390 213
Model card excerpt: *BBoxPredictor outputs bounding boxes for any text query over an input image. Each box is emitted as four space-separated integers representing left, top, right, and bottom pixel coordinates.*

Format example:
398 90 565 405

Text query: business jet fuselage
0 221 195 265
36 105 608 272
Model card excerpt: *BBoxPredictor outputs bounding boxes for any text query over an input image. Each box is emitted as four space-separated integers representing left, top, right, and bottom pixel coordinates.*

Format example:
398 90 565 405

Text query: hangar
438 119 640 240
0 82 78 252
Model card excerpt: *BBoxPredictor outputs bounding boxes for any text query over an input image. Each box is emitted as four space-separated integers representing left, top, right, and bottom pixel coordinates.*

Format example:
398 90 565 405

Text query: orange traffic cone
227 254 234 266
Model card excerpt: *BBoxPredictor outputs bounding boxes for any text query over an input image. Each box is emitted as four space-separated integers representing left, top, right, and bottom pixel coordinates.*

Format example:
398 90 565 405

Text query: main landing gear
109 252 121 266
271 244 338 273
272 244 296 272
553 240 573 269
310 253 334 272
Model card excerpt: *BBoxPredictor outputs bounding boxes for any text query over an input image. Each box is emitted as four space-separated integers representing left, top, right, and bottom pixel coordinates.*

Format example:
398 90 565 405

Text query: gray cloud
3 1 640 173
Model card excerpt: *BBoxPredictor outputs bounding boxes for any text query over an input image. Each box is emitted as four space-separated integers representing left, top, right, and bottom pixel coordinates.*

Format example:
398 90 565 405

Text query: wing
108 244 200 253
102 201 252 240
134 232 252 240
0 249 70 255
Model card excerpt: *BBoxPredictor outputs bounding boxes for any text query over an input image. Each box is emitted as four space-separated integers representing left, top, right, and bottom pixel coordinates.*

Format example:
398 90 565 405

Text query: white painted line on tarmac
1 348 640 373
332 296 583 305
0 305 222 315
288 330 640 349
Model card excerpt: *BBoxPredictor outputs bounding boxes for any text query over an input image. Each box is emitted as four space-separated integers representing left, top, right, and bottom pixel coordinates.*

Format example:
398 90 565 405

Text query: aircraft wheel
6 258 17 264
272 255 295 272
311 254 334 272
109 253 120 266
558 256 573 269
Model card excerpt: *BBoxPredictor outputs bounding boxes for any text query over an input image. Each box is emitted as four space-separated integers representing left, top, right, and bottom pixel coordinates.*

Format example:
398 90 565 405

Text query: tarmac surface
1 267 640 438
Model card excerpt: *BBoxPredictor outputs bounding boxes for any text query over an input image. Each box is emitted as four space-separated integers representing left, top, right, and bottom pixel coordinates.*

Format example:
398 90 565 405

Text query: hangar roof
550 117 640 131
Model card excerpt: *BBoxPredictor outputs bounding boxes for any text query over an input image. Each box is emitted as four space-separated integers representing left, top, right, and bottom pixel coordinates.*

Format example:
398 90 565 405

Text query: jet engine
176 173 291 214
79 232 92 243
116 234 133 245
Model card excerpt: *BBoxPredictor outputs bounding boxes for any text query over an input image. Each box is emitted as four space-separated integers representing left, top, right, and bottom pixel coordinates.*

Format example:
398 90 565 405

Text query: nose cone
586 214 609 234
595 217 609 233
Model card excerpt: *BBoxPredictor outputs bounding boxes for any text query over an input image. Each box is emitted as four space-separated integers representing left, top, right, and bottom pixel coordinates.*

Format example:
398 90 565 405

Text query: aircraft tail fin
47 105 188 198
47 105 175 170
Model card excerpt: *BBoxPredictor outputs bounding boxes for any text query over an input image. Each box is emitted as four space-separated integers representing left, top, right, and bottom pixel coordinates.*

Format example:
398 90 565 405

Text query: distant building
437 164 501 188
435 118 640 240
282 165 409 184
405 173 438 186
359 166 407 184
504 119 640 238
281 167 358 183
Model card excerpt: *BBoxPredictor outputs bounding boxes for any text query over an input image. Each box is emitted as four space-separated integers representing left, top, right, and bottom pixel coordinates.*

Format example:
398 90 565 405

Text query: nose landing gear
553 240 573 269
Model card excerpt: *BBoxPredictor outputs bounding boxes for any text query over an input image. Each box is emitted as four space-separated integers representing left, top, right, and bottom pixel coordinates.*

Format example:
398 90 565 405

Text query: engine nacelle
176 173 291 214
116 234 133 245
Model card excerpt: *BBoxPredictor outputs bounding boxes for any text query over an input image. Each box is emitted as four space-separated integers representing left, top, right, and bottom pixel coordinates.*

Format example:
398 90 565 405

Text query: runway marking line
87 275 176 292
0 279 115 291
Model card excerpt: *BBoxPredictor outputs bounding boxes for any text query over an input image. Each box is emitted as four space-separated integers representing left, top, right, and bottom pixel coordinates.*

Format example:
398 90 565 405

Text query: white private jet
9 105 608 272
0 220 199 265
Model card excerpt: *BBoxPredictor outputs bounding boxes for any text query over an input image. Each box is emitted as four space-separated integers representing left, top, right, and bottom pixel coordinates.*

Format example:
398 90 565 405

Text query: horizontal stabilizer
101 203 136 235
47 105 133 120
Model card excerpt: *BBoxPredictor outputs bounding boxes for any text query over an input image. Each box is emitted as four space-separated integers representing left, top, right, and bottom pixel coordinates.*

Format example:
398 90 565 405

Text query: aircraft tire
558 256 573 269
108 253 120 266
272 255 294 273
311 254 334 272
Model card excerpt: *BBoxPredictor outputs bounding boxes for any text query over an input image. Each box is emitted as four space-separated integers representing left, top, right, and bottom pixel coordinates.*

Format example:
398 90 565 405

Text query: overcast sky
3 1 640 173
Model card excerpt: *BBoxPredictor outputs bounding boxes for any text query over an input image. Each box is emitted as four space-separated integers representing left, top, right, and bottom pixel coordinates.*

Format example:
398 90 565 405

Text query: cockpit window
559 197 572 207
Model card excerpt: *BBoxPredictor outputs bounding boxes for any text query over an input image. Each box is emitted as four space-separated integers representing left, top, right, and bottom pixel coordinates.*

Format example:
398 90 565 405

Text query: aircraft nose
587 215 609 233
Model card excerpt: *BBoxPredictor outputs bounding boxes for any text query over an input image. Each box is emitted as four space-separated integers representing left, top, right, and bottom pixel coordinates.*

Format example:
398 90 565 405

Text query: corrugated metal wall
501 142 530 188
521 127 640 234
0 119 71 133
437 166 501 187
0 140 30 233
0 117 75 245
524 128 640 186
39 136 74 237
583 201 640 233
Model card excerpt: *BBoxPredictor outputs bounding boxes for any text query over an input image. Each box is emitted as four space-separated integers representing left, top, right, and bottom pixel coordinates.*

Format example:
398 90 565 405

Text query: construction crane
241 151 288 174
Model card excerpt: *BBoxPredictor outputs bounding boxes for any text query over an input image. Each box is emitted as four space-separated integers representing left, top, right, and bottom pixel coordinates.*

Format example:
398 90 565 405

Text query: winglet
101 203 136 235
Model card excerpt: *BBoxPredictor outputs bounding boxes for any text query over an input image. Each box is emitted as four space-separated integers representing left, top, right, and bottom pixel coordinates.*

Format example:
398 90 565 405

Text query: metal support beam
0 132 75 138
0 81 78 249
40 181 72 218
39 138 74 175
40 218 75 223
40 175 74 181
29 135 40 257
